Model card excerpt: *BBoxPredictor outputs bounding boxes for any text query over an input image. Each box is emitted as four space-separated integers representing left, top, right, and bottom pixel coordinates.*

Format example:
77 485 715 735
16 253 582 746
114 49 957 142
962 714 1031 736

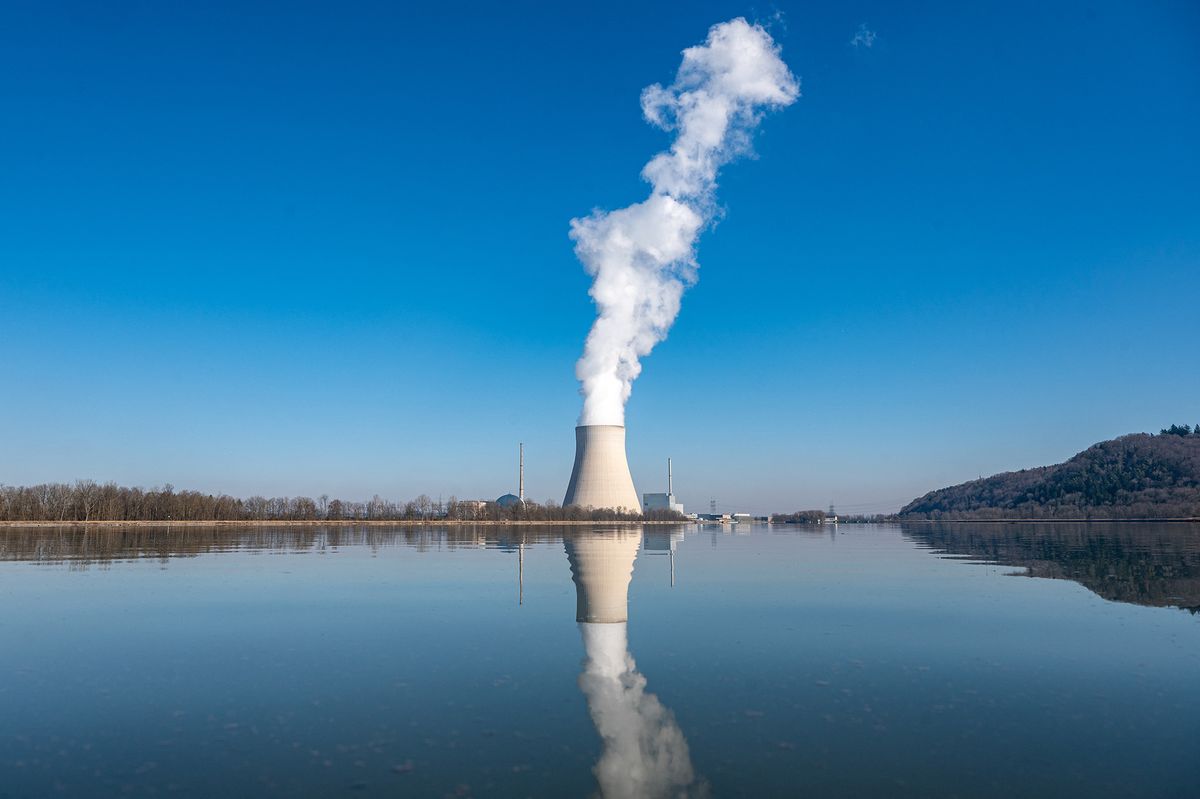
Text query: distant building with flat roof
644 457 684 515
643 492 685 515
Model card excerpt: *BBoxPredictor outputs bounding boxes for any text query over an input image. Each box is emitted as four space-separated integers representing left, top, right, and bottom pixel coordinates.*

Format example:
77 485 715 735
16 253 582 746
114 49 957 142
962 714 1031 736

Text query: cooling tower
565 530 641 623
563 425 641 512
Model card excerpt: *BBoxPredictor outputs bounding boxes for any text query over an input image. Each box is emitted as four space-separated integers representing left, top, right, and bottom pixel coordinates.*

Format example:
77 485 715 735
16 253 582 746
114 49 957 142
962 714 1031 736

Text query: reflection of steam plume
571 18 798 426
579 623 702 798
567 532 704 798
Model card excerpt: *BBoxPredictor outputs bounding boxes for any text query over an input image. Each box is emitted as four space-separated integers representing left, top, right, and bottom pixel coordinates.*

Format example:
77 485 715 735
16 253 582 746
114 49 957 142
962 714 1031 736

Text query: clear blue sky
1 1 1196 514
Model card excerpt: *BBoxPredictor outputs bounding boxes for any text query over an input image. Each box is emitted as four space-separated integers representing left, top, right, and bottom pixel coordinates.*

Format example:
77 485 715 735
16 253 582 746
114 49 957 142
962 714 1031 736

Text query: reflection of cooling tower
565 531 641 623
568 529 703 797
563 425 641 512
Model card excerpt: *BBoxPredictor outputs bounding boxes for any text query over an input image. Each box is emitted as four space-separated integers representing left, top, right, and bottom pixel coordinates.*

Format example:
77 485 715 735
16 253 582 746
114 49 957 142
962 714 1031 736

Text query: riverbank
893 517 1200 523
0 519 688 528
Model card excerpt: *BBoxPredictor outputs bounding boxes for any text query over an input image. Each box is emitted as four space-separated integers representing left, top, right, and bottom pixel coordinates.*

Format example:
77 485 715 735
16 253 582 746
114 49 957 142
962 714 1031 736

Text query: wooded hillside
900 430 1200 520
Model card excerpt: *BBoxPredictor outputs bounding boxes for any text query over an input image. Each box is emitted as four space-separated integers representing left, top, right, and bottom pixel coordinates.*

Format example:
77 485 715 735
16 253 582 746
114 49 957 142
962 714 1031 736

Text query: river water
1 522 1197 797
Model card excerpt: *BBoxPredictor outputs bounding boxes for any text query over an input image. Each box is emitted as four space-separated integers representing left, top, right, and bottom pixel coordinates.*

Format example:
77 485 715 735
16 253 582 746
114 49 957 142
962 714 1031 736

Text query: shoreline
891 518 1200 524
0 519 689 529
1 518 1197 529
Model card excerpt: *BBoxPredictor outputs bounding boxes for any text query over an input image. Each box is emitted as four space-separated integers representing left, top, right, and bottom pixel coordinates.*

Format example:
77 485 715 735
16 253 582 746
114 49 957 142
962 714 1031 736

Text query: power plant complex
478 428 747 519
562 428 689 517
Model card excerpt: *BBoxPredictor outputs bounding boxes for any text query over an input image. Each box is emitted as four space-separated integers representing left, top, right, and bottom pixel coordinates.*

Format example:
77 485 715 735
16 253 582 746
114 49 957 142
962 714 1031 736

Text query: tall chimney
519 442 525 503
563 425 641 512
668 457 673 496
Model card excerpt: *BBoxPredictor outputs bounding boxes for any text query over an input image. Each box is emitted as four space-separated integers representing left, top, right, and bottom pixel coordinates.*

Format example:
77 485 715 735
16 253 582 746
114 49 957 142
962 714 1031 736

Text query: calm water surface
1 522 1197 797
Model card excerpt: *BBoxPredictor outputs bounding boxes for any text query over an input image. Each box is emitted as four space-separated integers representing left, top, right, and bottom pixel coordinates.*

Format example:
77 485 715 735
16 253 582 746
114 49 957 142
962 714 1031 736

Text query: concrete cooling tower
563 425 641 512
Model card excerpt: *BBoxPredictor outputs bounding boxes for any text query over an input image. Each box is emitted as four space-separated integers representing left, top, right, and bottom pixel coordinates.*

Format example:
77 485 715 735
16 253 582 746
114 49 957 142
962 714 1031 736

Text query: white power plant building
643 457 684 515
563 425 641 512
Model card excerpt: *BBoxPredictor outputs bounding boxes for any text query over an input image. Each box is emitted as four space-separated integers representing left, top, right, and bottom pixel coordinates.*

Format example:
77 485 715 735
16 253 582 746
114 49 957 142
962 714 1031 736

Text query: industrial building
643 457 684 515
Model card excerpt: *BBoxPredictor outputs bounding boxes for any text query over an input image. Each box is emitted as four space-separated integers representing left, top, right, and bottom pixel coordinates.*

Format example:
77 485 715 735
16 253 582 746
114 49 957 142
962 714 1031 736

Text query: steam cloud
571 18 798 425
578 622 707 798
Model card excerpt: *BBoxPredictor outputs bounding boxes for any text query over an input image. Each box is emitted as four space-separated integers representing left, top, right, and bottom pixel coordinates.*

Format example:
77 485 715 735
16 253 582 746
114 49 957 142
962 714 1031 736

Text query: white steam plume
578 622 707 798
571 18 798 425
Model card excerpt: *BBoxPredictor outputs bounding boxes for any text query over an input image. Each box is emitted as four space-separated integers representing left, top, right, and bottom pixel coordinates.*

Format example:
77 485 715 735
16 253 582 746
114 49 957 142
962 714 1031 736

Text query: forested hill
900 429 1200 520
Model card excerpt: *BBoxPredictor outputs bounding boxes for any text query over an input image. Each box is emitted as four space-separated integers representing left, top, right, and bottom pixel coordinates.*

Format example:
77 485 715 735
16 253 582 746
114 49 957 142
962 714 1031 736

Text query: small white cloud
851 24 877 49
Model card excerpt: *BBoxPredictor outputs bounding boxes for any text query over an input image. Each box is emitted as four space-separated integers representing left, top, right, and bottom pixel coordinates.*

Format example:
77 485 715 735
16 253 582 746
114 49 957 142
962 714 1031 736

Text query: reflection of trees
0 525 605 568
902 522 1200 612
566 530 706 798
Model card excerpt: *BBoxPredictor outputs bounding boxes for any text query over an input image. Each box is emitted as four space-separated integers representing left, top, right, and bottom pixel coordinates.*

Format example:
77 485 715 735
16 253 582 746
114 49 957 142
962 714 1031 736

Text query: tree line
0 481 685 523
899 432 1200 520
1161 424 1200 437
770 510 828 523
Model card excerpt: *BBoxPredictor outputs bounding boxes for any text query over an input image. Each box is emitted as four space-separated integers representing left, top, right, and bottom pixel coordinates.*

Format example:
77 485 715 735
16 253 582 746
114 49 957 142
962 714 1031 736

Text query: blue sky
1 1 1196 514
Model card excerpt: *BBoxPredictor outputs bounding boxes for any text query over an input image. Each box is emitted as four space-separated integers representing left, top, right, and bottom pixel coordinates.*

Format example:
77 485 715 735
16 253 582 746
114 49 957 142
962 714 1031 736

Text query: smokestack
668 457 672 496
563 425 641 512
519 442 525 503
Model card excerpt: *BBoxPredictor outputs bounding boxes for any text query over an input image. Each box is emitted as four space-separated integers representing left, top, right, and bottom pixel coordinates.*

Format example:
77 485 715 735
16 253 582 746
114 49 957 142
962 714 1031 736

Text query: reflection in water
8 522 1197 617
903 521 1200 612
2 522 1197 796
0 524 704 794
0 524 572 566
567 530 705 798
